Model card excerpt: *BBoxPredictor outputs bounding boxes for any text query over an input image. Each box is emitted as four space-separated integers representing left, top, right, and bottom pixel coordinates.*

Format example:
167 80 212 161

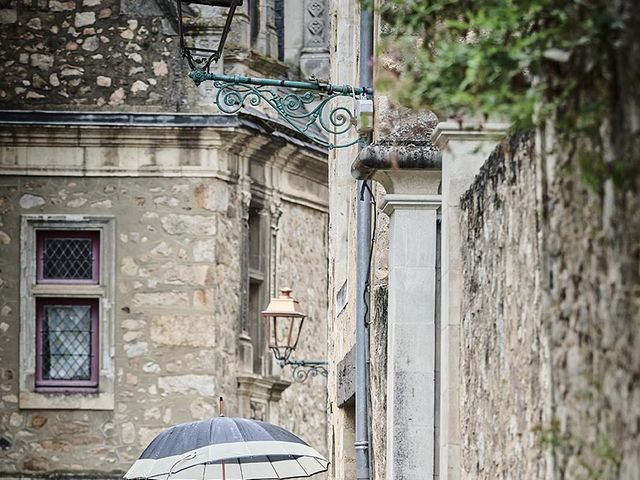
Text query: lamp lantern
261 288 306 365
175 0 242 72
261 288 328 382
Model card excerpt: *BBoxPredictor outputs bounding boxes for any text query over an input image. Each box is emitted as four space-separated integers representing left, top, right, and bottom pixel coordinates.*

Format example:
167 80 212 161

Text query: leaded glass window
34 230 101 390
36 231 99 284
36 299 98 389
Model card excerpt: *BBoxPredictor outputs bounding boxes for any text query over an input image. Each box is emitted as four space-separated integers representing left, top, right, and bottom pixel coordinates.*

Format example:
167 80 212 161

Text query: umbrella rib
266 455 283 480
237 457 243 479
293 456 311 478
314 456 328 470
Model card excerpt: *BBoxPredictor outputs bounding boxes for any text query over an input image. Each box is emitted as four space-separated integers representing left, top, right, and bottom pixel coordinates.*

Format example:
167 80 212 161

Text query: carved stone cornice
236 374 292 422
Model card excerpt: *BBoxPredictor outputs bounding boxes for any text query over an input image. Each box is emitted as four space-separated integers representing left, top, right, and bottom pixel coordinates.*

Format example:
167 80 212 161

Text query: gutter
354 4 373 480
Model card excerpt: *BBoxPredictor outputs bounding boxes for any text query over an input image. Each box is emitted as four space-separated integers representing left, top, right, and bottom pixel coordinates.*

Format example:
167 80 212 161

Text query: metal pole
355 2 373 479
189 70 373 96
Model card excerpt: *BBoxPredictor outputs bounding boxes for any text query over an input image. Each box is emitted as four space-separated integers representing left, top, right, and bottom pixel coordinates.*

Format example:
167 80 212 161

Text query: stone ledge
336 345 355 408
351 140 442 181
431 120 510 149
19 387 114 411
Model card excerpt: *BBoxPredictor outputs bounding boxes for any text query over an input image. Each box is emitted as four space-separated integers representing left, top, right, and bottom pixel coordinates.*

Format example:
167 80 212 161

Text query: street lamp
262 288 328 382
176 0 242 72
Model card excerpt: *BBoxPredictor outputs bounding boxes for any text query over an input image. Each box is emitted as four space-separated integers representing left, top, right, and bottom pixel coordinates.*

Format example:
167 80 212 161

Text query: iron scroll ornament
189 69 374 149
286 360 329 383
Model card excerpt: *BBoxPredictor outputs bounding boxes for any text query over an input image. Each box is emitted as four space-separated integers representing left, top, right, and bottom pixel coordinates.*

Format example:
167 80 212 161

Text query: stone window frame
19 215 116 410
247 203 271 375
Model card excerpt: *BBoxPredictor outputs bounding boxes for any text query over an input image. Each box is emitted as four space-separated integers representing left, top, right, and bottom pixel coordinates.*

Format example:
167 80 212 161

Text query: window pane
42 237 94 280
42 304 93 381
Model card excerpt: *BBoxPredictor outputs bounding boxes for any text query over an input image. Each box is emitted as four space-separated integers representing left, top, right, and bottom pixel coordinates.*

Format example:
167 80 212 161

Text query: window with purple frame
35 298 99 390
35 230 100 391
36 230 100 284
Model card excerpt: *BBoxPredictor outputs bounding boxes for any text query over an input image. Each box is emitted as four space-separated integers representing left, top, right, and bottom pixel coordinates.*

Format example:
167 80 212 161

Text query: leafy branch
366 0 640 189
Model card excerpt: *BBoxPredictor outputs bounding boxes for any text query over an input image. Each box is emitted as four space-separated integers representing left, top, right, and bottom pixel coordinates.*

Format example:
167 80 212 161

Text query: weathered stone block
194 184 229 212
163 265 212 286
28 415 47 429
193 239 216 262
151 314 215 347
19 194 45 209
157 375 215 396
49 1 75 11
74 11 95 28
0 9 17 24
132 292 189 307
123 341 149 358
160 214 217 236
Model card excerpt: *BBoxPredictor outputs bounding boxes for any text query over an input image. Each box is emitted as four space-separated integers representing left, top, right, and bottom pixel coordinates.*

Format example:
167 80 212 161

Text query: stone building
328 2 639 480
0 0 332 478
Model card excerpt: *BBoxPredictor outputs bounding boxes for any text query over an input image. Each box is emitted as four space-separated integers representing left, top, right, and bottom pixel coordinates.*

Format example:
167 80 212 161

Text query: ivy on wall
368 0 640 189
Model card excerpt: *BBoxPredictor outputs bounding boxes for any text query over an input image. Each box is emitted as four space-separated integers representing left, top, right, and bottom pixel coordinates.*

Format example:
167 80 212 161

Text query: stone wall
0 0 189 110
0 173 329 477
276 201 329 459
460 132 640 478
0 0 328 111
0 175 237 475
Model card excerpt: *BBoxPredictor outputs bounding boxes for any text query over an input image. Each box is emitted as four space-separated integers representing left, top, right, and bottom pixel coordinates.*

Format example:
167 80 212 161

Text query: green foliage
367 0 640 189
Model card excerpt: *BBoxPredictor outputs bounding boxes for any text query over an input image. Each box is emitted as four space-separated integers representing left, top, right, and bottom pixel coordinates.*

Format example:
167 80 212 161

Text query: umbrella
124 400 328 480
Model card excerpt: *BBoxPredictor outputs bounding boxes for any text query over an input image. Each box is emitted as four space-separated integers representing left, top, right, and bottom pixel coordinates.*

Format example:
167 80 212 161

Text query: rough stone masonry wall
0 174 329 477
276 200 329 459
460 133 640 478
0 176 240 476
0 0 190 110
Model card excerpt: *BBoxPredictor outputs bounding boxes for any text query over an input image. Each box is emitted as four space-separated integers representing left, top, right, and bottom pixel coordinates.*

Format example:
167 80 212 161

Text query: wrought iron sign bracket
189 69 374 149
280 359 328 383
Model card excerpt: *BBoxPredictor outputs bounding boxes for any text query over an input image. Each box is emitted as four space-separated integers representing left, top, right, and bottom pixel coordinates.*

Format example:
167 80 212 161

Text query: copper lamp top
261 288 306 318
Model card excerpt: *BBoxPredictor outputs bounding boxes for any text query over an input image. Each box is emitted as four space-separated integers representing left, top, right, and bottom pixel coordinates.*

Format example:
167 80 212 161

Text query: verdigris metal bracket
189 69 374 149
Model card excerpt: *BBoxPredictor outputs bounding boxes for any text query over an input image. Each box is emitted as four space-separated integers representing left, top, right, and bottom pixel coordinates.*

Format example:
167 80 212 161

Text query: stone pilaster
378 171 441 480
238 175 252 338
269 198 283 297
300 0 330 80
432 120 508 480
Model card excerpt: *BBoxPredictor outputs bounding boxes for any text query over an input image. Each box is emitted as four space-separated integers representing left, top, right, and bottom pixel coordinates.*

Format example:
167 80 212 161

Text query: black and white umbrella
124 415 329 479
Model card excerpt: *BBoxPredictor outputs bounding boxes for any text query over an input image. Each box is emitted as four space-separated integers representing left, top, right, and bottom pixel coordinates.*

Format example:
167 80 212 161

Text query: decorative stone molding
351 101 442 193
238 331 254 374
250 399 267 421
303 0 327 50
381 194 442 215
300 0 329 80
432 120 511 148
269 198 283 298
236 374 291 424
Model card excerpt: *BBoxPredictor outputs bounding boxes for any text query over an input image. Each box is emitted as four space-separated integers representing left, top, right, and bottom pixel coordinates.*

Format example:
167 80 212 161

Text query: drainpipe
355 2 373 480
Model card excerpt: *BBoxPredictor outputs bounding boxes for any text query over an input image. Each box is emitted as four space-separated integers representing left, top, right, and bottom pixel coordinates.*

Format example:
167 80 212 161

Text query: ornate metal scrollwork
189 70 373 149
213 82 358 149
286 360 329 383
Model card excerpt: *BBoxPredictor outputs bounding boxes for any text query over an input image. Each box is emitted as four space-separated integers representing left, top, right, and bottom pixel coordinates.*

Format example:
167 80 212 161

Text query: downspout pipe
355 3 373 480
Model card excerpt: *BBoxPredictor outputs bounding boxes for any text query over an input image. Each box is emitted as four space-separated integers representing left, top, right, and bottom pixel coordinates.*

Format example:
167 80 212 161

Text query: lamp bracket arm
187 69 373 150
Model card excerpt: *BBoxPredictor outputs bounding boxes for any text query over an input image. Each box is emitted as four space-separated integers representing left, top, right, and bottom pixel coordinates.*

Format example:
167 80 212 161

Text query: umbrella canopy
124 416 329 480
